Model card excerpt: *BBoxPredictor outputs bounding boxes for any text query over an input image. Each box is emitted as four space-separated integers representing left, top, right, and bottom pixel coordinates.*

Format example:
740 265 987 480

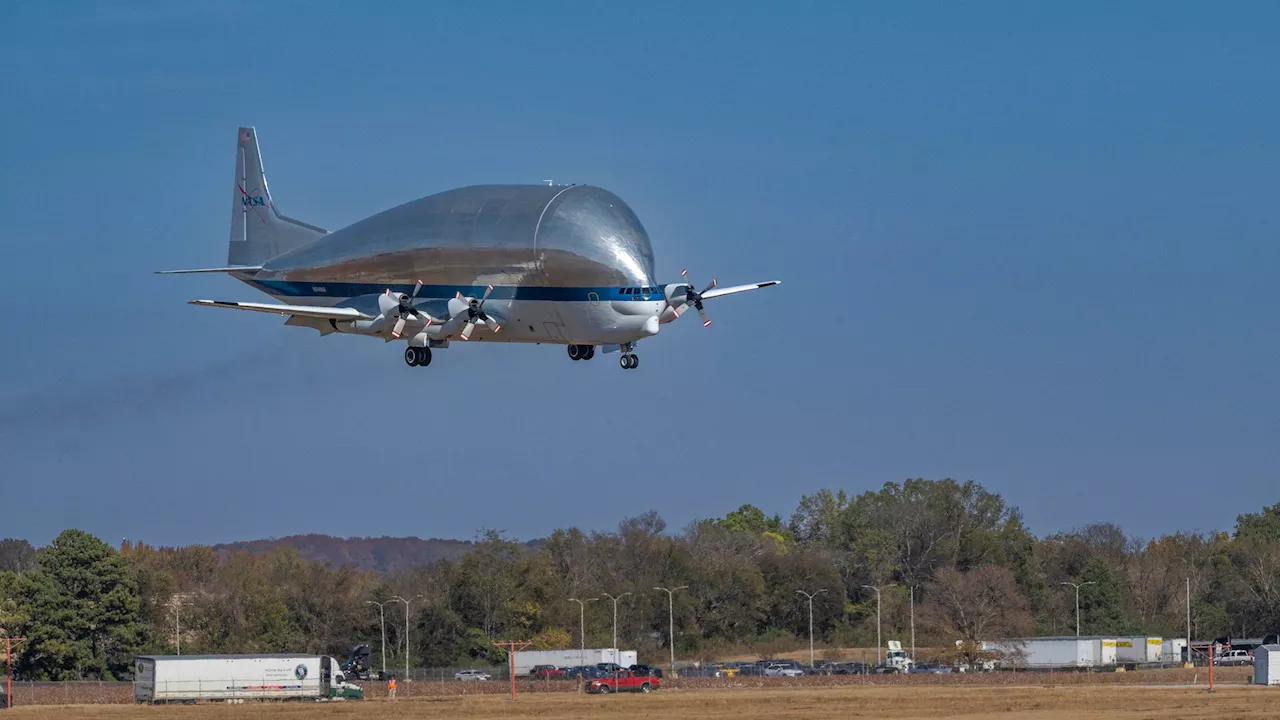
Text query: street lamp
654 586 688 676
168 594 193 655
569 597 597 668
862 585 889 665
795 589 828 668
602 592 632 663
390 594 425 680
1060 581 1097 637
365 600 393 676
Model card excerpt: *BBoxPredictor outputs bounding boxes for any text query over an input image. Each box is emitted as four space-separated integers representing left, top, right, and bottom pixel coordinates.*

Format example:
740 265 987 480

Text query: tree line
2 478 1279 680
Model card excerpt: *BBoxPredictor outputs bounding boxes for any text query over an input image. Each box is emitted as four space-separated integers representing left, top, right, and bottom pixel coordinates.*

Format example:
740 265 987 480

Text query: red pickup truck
587 669 660 694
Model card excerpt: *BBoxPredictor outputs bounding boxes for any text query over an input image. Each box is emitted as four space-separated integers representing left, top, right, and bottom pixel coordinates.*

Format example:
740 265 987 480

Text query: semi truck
512 649 637 676
133 654 364 703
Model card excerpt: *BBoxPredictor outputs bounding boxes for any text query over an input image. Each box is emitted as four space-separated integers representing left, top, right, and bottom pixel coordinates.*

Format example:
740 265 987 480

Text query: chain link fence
0 666 1255 707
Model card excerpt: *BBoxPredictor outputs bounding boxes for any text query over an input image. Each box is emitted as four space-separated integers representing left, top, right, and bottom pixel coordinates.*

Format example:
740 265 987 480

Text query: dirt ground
6 684 1275 720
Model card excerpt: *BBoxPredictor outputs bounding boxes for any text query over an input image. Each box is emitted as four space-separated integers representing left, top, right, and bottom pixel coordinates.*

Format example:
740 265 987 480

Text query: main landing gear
567 344 595 361
404 346 432 367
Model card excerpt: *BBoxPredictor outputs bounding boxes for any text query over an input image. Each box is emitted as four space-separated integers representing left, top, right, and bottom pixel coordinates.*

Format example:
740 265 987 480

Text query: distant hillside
212 534 476 573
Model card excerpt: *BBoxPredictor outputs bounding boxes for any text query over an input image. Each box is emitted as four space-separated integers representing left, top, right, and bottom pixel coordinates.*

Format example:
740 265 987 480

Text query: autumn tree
920 564 1033 664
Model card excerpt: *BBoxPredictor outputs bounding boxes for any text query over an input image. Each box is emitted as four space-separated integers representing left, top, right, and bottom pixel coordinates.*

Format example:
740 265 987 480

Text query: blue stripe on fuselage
243 279 665 302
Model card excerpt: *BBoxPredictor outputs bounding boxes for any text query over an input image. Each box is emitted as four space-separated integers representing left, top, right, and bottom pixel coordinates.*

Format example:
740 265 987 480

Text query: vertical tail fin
228 127 326 266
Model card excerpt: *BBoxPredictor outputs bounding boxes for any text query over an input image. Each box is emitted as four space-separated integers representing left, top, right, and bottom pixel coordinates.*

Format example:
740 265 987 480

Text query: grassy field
6 684 1274 720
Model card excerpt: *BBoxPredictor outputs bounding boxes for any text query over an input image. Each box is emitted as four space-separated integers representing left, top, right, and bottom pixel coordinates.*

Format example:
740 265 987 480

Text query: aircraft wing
700 280 780 300
188 299 373 320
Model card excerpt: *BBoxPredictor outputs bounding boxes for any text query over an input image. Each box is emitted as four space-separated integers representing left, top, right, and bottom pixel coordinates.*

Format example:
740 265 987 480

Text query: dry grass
6 683 1274 720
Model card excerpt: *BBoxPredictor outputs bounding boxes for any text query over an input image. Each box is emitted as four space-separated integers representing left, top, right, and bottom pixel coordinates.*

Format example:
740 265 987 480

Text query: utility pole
391 594 424 681
2 637 24 710
1059 581 1096 637
569 597 597 669
795 589 828 668
654 586 688 677
602 592 632 663
909 586 916 662
1186 577 1192 664
366 600 392 676
862 585 886 665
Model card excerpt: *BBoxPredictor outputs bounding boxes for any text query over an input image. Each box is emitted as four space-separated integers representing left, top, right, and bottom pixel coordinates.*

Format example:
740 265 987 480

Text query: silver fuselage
243 184 670 345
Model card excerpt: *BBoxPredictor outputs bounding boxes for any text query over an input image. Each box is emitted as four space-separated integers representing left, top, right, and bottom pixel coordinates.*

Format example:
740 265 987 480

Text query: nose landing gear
619 354 639 370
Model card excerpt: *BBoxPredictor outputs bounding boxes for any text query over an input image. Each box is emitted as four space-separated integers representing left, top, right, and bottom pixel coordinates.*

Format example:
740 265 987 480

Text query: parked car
909 662 953 674
677 665 723 678
1217 650 1253 666
531 664 567 679
455 669 492 681
586 669 661 694
596 662 623 673
629 664 664 678
565 665 606 679
763 663 804 677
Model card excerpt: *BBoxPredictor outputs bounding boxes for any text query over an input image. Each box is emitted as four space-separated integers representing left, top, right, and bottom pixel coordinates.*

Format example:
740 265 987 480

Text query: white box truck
513 649 637 676
133 654 364 703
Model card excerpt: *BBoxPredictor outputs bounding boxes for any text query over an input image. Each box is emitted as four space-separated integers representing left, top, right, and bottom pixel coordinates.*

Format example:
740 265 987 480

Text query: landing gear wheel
629 353 638 369
404 347 419 367
583 345 595 360
620 354 639 370
415 346 432 367
568 344 584 361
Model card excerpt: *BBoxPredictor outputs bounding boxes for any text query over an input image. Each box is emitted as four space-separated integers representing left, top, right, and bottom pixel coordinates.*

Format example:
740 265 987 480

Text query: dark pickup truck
587 669 660 694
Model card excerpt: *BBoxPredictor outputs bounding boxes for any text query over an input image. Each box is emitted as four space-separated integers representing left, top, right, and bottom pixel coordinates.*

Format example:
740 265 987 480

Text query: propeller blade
477 284 494 309
698 306 711 327
391 317 407 338
410 280 423 299
671 303 685 318
460 321 475 340
701 279 718 294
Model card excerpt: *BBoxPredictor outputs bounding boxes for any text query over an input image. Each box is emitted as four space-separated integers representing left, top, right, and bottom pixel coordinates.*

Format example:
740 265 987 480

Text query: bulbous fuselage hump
259 184 657 289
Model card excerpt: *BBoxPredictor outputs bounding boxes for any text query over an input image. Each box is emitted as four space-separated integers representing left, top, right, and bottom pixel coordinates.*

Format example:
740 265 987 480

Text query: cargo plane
160 127 779 369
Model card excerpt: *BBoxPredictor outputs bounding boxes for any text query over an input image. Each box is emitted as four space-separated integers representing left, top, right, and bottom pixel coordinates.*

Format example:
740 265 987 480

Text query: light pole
569 597 597 668
169 593 192 655
862 585 887 665
365 600 392 676
1060 581 1096 637
795 589 828 668
654 586 688 676
602 592 632 663
391 594 424 680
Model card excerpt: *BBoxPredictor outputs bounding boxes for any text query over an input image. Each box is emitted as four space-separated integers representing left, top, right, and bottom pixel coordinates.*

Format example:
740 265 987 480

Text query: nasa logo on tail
241 195 266 207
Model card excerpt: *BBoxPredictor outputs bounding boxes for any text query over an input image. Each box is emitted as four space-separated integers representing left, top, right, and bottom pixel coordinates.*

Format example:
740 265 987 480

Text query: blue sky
1 1 1276 547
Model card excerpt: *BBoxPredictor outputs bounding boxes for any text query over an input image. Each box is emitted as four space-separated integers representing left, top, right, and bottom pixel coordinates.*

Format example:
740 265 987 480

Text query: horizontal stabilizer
155 266 263 275
188 299 372 320
700 280 780 300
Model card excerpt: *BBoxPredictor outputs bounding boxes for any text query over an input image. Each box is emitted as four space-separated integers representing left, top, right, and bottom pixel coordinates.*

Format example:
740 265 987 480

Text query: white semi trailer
513 649 637 676
133 654 364 703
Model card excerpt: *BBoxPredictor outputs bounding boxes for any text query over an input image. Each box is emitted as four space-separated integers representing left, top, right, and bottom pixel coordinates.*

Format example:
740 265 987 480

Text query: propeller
674 269 717 327
386 281 434 339
454 284 502 340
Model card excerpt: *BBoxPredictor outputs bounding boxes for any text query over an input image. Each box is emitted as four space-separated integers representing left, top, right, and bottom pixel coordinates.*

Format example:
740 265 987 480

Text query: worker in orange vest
388 677 397 699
